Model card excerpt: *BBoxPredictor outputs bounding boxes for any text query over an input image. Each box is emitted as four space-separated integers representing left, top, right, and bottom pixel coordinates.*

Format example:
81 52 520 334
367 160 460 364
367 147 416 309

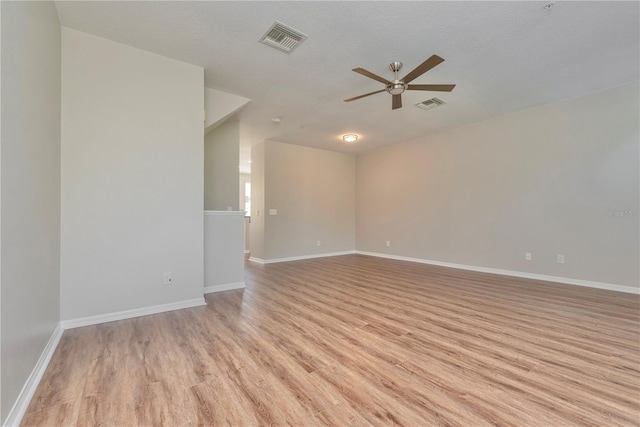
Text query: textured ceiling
55 1 639 161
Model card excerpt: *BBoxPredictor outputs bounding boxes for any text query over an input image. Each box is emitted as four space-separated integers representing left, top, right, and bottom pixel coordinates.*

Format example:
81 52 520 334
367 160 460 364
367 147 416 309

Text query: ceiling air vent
260 22 308 54
415 98 446 110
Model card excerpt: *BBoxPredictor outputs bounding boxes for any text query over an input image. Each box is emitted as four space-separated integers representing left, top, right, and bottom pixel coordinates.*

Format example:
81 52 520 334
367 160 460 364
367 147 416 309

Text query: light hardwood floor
23 254 640 426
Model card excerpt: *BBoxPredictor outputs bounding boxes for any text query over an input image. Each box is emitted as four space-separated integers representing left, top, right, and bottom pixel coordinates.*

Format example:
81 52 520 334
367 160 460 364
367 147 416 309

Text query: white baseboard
251 250 357 265
204 281 246 294
3 323 64 427
355 251 639 294
5 298 208 425
60 297 207 330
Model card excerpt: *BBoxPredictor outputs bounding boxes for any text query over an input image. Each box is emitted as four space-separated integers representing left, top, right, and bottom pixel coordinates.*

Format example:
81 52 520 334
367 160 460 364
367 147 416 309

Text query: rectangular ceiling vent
260 21 307 54
415 98 446 111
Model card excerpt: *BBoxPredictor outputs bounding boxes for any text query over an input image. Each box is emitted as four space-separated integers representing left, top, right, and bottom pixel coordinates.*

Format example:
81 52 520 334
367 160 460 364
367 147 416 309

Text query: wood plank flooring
22 254 640 426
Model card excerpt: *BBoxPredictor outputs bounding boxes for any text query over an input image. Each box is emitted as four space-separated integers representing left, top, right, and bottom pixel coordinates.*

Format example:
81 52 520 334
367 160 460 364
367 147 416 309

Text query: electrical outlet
386 241 391 247
557 254 565 264
163 272 172 285
316 240 321 246
525 252 532 261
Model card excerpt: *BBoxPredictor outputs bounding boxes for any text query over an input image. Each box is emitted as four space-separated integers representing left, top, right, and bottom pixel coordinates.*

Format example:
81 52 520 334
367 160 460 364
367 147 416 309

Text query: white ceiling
55 1 639 164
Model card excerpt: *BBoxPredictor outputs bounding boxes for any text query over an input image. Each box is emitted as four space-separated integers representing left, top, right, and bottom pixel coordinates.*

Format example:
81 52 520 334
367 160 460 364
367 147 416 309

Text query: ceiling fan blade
352 68 392 85
402 55 445 84
407 84 456 92
392 94 402 110
344 89 386 102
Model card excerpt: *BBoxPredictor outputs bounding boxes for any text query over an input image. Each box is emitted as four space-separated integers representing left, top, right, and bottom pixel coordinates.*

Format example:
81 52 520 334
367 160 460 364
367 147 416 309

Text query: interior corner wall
356 82 640 288
60 28 204 320
204 120 240 211
1 1 61 422
263 141 355 260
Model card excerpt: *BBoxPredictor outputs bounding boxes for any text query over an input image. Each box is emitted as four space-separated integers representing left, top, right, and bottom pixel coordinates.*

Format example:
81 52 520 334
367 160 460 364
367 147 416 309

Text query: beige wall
60 28 204 319
1 1 61 422
356 82 639 288
204 87 250 133
204 120 240 211
252 141 355 261
204 211 245 287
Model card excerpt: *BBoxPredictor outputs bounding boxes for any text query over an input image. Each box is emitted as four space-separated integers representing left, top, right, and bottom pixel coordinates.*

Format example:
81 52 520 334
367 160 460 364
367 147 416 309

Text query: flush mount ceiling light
343 134 358 143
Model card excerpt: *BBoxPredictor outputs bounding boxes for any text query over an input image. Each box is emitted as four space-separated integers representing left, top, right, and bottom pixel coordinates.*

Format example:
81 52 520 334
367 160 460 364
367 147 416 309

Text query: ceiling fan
344 55 455 110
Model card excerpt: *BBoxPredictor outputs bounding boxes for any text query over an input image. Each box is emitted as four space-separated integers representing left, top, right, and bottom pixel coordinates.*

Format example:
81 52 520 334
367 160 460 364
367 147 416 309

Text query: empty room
1 1 638 426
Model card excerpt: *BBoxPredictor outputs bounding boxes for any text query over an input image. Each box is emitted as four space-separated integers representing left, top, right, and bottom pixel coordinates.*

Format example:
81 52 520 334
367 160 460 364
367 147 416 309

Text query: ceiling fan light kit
387 83 405 95
345 55 456 110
